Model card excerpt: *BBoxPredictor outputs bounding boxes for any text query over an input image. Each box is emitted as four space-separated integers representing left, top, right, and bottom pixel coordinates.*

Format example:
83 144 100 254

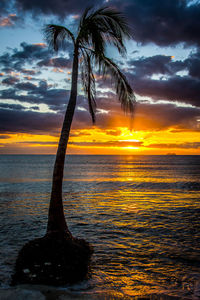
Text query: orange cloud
52 68 64 73
0 14 17 27
72 14 80 20
33 43 46 48
0 17 13 27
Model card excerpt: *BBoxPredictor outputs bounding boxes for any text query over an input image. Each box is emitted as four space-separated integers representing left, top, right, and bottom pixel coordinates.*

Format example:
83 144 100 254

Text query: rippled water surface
0 155 200 299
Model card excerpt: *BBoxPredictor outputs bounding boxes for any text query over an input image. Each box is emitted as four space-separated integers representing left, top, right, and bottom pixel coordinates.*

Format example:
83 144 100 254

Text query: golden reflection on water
63 182 200 298
1 155 200 297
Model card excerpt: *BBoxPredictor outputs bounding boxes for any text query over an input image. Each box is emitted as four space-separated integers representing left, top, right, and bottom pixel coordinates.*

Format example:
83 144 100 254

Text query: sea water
0 155 200 299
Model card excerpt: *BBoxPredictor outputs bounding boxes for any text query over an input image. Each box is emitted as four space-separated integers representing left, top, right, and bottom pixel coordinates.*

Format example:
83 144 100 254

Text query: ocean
0 155 200 299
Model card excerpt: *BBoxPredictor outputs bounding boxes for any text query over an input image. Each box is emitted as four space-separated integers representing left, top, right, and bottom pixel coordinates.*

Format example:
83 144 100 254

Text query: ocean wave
95 180 200 191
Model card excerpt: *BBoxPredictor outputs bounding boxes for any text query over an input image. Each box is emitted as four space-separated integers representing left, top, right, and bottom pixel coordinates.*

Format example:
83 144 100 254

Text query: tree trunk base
11 233 93 286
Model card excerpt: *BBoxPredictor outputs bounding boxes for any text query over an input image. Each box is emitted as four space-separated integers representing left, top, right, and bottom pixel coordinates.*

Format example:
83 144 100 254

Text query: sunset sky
0 0 200 155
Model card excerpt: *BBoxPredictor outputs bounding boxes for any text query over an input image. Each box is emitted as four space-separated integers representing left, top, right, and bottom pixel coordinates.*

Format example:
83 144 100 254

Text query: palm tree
12 6 135 286
44 6 135 237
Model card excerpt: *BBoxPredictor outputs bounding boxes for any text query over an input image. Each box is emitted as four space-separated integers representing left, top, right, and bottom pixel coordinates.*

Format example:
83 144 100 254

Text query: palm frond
44 24 75 51
96 53 136 114
78 16 105 54
77 6 131 57
79 6 92 30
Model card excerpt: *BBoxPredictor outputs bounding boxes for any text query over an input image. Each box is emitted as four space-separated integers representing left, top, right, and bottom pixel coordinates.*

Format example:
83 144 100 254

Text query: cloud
21 69 38 75
129 48 200 79
0 42 72 83
69 140 143 148
0 134 10 139
0 86 199 135
70 94 200 132
0 14 18 27
105 129 122 136
38 57 72 69
0 77 70 110
15 82 37 91
12 42 50 62
0 108 63 134
128 55 185 78
110 0 200 47
186 49 200 79
131 75 200 107
14 0 104 17
0 42 52 75
146 142 200 149
17 141 57 145
0 103 26 110
128 55 173 77
133 101 200 131
1 0 200 48
2 76 20 85
126 48 200 107
0 0 8 15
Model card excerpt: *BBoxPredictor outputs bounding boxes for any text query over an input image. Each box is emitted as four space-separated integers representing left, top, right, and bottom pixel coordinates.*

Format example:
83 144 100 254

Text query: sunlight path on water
0 155 200 298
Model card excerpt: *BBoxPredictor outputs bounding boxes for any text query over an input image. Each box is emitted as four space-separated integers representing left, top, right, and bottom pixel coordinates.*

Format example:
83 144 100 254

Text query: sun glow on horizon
0 125 199 155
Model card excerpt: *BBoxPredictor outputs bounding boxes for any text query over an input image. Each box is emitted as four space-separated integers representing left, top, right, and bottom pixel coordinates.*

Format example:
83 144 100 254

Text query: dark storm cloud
0 43 72 85
15 82 37 91
0 53 11 69
128 49 200 80
129 55 173 77
109 0 200 47
0 42 53 73
128 55 186 78
21 69 38 75
1 67 13 74
37 57 72 69
75 94 200 131
0 108 63 133
126 48 200 107
134 101 200 131
131 75 200 107
14 0 199 47
70 95 200 132
0 90 199 134
97 51 198 108
2 0 200 47
0 103 26 110
0 84 69 109
12 42 51 62
0 0 9 15
33 88 70 108
11 0 200 47
14 0 103 17
185 49 200 79
2 76 20 85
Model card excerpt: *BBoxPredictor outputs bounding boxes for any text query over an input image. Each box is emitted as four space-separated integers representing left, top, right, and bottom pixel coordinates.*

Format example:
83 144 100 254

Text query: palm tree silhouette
44 6 135 236
12 6 135 286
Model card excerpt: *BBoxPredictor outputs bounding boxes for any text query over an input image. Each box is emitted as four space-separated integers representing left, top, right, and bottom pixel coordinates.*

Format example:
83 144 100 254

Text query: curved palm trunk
47 46 79 236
